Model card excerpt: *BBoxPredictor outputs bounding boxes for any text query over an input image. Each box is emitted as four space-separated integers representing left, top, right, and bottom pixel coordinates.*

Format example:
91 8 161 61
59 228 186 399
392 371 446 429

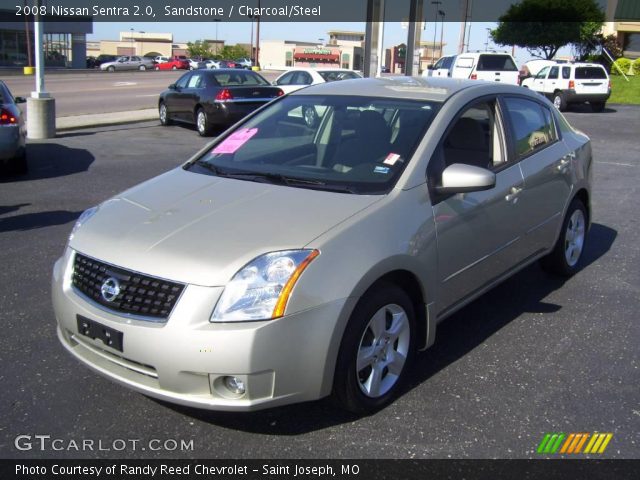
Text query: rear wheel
591 102 606 112
155 66 160 71
332 283 416 414
159 102 172 126
540 198 587 276
196 108 213 136
553 91 567 111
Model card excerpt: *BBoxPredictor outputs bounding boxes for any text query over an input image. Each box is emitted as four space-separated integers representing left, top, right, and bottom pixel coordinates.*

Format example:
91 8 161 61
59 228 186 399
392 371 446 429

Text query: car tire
155 66 160 71
332 282 416 414
553 91 567 111
139 65 146 71
540 198 588 277
107 66 115 72
159 102 172 126
591 102 606 113
302 106 318 128
172 66 177 70
196 108 213 136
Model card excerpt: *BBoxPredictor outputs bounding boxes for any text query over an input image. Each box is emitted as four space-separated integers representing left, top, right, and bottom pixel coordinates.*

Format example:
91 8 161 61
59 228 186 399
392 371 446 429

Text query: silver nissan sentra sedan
52 76 592 413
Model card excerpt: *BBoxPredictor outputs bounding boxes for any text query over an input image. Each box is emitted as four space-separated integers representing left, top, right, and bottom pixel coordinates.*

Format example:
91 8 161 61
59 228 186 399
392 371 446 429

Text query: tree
187 40 213 59
218 45 250 60
491 0 605 59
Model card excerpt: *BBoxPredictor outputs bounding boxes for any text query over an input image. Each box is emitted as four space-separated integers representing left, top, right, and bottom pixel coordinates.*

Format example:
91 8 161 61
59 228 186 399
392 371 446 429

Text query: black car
0 81 27 175
158 69 284 136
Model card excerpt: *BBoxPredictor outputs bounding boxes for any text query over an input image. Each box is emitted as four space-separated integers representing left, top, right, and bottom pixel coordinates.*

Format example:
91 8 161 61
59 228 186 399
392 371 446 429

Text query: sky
89 21 574 67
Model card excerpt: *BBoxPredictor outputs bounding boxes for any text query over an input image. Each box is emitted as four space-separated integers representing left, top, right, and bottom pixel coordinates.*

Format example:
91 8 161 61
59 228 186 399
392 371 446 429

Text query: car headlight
68 206 99 243
211 249 319 322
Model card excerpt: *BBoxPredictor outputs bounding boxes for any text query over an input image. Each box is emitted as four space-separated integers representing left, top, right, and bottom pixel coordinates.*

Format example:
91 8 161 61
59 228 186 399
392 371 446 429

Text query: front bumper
52 250 352 411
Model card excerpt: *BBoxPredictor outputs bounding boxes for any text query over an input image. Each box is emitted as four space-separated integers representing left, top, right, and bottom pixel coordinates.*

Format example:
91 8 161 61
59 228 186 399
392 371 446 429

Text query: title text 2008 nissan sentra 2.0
52 76 592 413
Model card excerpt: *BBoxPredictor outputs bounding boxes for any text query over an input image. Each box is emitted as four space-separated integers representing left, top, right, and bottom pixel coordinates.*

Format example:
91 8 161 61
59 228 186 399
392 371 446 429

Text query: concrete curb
54 108 158 131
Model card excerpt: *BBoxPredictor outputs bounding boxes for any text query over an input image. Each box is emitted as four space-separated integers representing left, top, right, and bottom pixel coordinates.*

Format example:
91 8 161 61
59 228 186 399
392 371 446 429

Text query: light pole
431 1 441 64
139 31 145 57
438 10 445 58
130 28 134 55
484 27 491 51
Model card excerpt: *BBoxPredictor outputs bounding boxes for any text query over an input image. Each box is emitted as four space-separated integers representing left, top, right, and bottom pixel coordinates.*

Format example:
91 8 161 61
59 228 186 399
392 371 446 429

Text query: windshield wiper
189 163 358 194
221 172 358 194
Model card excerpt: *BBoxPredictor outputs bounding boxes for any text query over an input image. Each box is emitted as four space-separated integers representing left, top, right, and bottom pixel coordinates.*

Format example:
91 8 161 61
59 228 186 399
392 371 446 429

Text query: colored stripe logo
537 433 613 454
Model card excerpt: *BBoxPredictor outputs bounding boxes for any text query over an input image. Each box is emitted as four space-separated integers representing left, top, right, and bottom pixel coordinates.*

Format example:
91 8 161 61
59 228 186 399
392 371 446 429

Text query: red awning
293 53 340 62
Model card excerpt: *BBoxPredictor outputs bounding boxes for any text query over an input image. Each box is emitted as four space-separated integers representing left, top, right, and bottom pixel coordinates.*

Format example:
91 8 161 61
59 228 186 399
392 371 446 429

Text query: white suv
423 52 519 85
521 62 611 112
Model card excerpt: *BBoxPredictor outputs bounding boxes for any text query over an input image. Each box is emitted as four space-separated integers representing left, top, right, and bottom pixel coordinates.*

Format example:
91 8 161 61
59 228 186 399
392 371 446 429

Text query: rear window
476 55 518 71
210 71 269 86
318 71 361 82
574 67 607 79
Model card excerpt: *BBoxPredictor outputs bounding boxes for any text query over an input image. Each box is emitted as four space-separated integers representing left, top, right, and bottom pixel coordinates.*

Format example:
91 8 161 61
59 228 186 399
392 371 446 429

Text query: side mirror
435 163 496 195
14 96 26 104
168 83 176 90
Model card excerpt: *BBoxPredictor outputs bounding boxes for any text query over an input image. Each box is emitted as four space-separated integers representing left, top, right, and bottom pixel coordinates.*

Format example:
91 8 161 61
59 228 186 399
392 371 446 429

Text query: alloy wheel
356 303 410 398
564 209 585 267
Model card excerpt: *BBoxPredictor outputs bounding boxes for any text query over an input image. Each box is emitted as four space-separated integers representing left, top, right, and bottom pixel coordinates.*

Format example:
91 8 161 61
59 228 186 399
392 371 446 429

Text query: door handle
557 152 575 172
505 186 523 202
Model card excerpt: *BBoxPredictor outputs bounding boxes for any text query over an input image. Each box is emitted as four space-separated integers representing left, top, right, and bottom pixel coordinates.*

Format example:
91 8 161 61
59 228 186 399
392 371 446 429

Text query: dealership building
259 30 364 70
0 13 92 68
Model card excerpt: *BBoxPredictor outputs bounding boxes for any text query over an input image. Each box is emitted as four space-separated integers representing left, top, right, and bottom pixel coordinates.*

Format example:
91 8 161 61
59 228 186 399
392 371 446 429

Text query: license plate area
77 315 124 352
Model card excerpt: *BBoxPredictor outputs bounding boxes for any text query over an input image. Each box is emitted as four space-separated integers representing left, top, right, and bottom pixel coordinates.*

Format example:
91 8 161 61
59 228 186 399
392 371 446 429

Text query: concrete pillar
405 0 424 76
27 98 56 139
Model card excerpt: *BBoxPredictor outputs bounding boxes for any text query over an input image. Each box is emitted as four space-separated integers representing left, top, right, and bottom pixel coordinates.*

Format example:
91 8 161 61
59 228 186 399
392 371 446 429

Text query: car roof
289 76 503 102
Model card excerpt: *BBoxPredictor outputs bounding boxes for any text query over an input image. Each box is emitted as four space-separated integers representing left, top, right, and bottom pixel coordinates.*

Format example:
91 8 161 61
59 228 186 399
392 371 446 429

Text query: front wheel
159 102 172 126
172 65 177 70
107 66 115 72
540 198 588 276
332 283 416 414
139 65 146 71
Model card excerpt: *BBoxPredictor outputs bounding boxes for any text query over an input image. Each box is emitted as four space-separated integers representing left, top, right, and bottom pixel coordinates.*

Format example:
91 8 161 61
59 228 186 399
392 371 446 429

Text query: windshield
187 95 438 194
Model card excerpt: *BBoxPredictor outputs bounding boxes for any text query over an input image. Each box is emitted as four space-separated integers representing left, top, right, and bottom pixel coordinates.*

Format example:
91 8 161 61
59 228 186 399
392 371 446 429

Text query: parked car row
423 52 611 112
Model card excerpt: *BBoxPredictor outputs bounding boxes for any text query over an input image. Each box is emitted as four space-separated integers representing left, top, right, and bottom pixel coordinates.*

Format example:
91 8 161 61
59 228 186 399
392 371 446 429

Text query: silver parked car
53 77 592 413
100 56 155 72
0 80 27 175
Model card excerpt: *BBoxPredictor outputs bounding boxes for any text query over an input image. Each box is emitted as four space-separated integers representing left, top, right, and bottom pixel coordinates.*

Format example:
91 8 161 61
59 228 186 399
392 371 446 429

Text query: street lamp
484 27 491 51
139 31 145 57
431 1 441 64
130 27 134 55
438 10 445 59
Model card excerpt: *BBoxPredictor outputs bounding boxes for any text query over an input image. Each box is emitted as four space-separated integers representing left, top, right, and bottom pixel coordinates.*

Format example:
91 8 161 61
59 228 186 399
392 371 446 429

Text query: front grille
72 253 185 320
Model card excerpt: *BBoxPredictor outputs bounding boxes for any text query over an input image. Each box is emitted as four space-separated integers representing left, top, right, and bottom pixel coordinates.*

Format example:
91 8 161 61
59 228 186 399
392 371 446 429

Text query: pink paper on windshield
212 128 258 154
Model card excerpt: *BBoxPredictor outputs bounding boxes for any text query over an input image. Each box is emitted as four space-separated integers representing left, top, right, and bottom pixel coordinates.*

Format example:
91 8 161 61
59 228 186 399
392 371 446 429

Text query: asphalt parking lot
0 105 638 459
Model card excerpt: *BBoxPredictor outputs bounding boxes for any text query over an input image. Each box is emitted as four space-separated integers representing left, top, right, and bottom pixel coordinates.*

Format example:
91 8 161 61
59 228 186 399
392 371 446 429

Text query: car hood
71 167 381 287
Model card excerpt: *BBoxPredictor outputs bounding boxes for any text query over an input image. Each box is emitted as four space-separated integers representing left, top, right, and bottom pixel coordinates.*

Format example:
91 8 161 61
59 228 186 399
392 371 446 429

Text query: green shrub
611 57 631 75
633 58 640 76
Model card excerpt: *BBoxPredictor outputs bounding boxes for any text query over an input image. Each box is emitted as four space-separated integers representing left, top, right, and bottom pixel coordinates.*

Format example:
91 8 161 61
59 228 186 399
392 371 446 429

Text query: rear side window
562 67 571 79
456 57 474 68
477 55 518 71
503 97 557 158
574 67 607 79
